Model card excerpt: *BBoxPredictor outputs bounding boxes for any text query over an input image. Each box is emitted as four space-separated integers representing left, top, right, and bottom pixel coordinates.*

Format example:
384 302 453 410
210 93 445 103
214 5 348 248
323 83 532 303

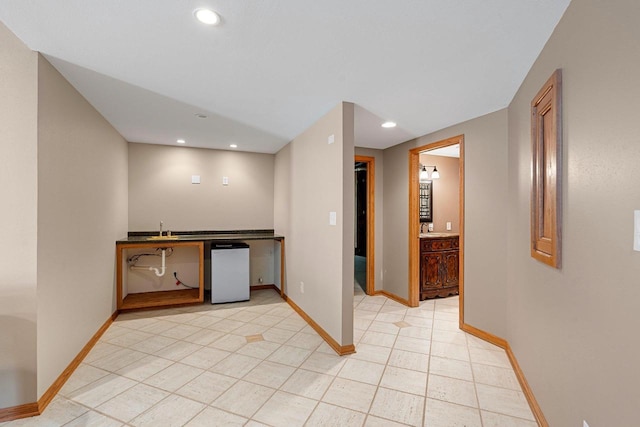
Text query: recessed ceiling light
381 121 397 128
194 9 220 25
177 139 186 144
195 113 207 119
229 144 238 148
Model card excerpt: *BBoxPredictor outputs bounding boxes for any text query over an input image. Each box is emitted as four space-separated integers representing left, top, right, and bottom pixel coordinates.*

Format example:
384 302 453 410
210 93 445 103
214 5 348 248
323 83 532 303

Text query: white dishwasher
211 242 250 304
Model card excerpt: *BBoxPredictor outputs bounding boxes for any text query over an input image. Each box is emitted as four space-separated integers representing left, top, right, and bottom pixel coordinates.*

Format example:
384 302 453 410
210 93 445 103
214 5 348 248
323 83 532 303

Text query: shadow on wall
0 316 37 408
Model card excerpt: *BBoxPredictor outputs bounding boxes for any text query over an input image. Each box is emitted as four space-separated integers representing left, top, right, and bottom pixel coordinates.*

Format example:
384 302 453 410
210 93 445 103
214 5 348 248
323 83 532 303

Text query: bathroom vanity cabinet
419 234 459 300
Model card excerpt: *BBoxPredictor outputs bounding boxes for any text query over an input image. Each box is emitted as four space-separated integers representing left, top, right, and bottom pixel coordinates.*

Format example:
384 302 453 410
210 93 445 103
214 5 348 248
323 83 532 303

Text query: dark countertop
117 229 284 244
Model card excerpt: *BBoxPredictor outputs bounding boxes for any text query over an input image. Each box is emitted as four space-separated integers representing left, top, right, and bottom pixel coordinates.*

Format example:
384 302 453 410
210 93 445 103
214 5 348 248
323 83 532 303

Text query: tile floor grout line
462 311 485 427
358 291 422 426
13 290 535 427
361 301 399 422
421 296 437 427
61 392 138 426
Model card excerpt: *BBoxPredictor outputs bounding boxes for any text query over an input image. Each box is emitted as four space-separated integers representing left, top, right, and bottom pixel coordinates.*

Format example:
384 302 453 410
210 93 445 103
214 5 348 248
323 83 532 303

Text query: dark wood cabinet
420 235 459 300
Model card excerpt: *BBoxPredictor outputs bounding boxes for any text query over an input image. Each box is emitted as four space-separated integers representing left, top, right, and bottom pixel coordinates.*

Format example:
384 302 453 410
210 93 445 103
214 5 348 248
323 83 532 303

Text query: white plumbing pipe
149 249 166 277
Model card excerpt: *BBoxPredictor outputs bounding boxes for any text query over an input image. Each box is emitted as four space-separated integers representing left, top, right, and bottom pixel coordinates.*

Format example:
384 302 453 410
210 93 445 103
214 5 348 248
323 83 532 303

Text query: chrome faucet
159 221 164 237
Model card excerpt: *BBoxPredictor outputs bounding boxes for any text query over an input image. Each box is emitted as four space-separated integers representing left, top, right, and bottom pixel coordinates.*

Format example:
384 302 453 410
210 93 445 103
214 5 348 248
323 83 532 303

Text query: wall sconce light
420 165 440 181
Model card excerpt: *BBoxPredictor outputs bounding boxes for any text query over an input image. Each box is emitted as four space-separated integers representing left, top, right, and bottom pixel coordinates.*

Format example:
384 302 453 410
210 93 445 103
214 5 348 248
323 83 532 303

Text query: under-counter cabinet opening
116 241 205 310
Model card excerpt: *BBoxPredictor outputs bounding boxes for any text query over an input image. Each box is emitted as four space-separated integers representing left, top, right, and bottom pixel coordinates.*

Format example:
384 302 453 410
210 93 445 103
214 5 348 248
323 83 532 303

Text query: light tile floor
3 288 537 426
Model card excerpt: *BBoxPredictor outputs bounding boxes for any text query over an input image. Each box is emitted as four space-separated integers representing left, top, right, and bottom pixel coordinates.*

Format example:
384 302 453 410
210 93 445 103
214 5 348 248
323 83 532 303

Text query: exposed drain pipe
130 248 167 277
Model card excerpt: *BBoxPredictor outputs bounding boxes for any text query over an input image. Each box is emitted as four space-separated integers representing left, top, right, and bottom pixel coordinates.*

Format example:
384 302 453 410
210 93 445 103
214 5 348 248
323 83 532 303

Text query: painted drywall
420 112 508 336
419 154 460 233
506 0 640 424
340 105 355 343
128 143 274 232
354 147 384 292
0 22 38 409
36 55 128 397
382 110 509 338
381 141 410 300
274 103 354 346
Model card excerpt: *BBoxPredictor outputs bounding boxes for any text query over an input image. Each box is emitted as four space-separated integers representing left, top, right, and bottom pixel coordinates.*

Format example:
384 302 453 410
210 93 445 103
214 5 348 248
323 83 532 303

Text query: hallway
3 289 535 426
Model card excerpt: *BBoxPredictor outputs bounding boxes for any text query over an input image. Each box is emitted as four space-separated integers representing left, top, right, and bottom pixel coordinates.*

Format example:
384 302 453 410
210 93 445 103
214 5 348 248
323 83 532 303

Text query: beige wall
506 0 640 424
36 55 129 396
381 141 411 299
421 111 509 336
354 147 384 291
0 22 39 408
274 103 354 346
419 154 460 233
128 143 274 232
382 110 509 338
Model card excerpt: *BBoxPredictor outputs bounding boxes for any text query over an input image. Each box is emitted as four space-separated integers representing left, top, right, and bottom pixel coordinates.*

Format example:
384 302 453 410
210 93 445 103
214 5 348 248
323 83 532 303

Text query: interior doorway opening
354 155 375 295
408 136 464 325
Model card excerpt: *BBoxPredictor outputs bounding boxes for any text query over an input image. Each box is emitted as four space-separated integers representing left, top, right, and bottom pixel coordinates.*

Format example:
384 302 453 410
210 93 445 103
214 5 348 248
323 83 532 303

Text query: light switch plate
222 176 229 186
191 175 201 184
329 211 337 226
328 134 335 144
634 210 640 251
446 222 452 230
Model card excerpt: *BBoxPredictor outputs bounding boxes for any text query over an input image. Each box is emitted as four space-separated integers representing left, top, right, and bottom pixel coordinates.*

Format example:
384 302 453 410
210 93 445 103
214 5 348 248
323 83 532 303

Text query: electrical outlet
222 176 229 186
258 276 263 284
329 211 337 226
328 134 335 144
446 222 452 230
300 281 305 293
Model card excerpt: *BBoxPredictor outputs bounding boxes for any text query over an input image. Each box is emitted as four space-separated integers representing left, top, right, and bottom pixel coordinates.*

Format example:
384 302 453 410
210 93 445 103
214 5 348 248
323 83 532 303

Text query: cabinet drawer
420 237 459 252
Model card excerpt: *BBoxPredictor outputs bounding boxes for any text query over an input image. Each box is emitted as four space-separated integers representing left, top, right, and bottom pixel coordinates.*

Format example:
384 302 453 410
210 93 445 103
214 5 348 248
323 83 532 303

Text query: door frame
408 135 465 326
355 155 375 295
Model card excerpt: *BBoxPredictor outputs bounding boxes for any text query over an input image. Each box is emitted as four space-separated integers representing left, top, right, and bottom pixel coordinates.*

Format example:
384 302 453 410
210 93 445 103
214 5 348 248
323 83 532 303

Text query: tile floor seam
480 407 539 424
75 363 206 424
465 325 485 427
98 334 214 364
228 385 274 423
421 299 436 427
61 396 133 426
361 297 424 427
8 290 539 427
364 300 403 423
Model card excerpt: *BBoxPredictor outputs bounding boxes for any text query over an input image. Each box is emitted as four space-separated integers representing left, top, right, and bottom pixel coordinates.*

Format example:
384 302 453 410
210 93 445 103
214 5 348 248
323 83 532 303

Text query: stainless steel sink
146 235 180 240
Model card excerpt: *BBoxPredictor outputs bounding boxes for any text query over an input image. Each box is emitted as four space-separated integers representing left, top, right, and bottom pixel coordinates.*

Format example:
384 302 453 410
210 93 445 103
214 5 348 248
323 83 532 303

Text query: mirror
419 181 432 223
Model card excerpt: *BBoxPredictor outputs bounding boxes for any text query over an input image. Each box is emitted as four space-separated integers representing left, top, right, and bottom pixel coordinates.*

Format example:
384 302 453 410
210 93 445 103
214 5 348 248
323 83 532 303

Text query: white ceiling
0 0 570 153
425 145 460 158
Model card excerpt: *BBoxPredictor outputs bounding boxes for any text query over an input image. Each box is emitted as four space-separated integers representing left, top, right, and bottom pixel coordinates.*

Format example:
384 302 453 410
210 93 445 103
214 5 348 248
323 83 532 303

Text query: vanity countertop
419 232 459 238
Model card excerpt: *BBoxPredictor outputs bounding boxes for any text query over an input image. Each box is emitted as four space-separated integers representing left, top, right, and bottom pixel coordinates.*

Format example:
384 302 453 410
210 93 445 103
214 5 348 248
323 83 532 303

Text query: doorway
408 135 464 325
354 155 375 295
